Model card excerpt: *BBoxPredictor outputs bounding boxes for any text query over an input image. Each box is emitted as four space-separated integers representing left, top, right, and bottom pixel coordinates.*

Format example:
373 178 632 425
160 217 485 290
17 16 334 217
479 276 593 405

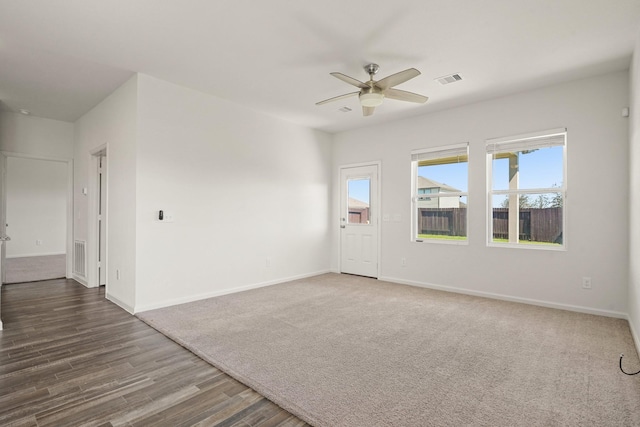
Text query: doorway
0 152 73 284
95 151 107 287
340 163 380 278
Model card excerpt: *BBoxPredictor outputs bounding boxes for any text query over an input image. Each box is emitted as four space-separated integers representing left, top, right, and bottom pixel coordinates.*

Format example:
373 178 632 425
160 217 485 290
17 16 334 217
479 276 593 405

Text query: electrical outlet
582 277 592 289
36 239 42 246
266 257 271 268
116 269 121 280
401 257 407 266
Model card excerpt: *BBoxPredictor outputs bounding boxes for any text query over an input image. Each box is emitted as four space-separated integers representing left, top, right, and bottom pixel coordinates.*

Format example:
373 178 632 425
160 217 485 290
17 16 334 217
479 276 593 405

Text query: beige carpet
138 273 640 427
4 254 66 284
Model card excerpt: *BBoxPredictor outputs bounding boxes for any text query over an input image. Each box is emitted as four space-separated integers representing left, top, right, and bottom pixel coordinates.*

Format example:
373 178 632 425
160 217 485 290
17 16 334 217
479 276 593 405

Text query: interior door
0 238 5 329
98 155 107 286
2 156 67 284
0 154 7 284
340 164 379 278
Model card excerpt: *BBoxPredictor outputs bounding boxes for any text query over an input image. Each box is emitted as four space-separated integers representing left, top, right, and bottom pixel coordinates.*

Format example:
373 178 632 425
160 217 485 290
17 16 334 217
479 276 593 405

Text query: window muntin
486 129 566 248
411 143 469 243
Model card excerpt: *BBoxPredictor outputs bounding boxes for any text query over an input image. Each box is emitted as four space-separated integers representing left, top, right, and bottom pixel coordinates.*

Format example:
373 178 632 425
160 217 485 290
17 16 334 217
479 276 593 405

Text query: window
411 143 469 243
486 128 566 249
347 178 370 224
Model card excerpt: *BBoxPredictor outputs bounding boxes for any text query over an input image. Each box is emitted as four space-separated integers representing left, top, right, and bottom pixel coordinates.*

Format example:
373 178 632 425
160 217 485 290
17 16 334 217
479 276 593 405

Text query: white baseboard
7 251 66 258
134 269 332 313
628 316 640 359
71 275 133 314
72 274 88 287
107 293 135 314
378 275 628 319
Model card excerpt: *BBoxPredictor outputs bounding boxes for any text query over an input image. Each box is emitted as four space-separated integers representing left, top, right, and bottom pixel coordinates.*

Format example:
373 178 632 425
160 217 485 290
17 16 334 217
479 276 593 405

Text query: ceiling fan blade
376 68 421 90
316 91 359 105
384 88 428 103
331 72 368 89
363 106 375 116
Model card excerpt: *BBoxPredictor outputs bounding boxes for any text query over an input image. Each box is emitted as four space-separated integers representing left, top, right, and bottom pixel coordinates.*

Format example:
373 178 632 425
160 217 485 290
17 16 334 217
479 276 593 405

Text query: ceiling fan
316 63 428 116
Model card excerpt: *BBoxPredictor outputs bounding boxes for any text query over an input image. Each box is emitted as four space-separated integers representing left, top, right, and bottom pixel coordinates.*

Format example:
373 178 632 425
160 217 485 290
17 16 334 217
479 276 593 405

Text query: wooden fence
418 207 563 243
492 207 562 243
418 208 467 236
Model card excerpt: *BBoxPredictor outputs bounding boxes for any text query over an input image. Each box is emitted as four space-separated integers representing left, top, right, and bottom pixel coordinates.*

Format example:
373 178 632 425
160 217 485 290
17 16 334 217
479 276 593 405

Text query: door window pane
348 179 370 224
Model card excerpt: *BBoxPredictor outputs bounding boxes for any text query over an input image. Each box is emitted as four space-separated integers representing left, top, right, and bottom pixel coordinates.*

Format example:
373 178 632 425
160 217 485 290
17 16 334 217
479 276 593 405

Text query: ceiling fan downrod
365 63 379 81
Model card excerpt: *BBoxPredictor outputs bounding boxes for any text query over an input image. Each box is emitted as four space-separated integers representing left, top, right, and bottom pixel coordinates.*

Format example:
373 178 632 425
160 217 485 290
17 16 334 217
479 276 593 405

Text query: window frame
485 128 567 250
411 143 469 245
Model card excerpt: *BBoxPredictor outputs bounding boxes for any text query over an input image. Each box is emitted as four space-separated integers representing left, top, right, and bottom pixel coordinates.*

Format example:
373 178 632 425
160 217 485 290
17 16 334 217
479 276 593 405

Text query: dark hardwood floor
0 279 309 427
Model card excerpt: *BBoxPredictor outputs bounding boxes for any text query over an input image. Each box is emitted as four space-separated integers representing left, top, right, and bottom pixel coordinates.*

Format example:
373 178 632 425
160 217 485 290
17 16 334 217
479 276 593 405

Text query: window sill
414 238 469 246
487 242 566 251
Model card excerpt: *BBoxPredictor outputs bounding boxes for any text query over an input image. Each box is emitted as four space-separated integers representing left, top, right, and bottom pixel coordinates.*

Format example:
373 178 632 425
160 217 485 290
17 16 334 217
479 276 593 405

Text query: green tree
550 183 563 208
532 194 550 208
500 194 532 208
500 182 563 209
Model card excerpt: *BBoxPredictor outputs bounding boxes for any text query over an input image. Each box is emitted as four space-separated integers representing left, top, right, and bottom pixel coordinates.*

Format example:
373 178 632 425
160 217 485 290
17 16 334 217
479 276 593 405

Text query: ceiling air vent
338 106 352 113
435 73 462 85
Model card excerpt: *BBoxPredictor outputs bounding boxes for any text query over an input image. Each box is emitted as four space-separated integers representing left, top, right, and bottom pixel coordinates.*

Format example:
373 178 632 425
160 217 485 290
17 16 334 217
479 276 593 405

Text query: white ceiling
1 0 639 133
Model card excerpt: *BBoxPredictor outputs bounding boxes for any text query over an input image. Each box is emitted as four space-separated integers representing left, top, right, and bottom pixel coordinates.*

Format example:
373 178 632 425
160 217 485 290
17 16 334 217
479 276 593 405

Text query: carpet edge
135 313 324 427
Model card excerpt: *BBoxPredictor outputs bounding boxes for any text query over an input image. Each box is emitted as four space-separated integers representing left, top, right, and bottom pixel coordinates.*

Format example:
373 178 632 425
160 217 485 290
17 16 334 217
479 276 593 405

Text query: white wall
629 33 640 352
134 75 332 312
0 112 73 158
333 71 629 317
5 157 67 257
74 75 138 311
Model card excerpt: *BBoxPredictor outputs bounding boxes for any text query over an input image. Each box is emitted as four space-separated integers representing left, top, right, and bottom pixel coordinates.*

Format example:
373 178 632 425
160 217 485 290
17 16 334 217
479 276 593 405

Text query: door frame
0 150 74 283
338 161 381 278
88 145 108 289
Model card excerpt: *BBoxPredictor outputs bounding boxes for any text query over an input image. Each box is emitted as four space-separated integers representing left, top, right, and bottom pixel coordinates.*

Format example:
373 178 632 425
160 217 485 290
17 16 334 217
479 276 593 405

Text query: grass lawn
418 234 467 241
492 238 561 246
417 235 561 246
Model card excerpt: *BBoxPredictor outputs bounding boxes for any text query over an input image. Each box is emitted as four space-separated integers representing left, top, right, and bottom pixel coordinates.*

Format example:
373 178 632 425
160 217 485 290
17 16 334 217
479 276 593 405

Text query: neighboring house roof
348 197 369 209
417 176 460 193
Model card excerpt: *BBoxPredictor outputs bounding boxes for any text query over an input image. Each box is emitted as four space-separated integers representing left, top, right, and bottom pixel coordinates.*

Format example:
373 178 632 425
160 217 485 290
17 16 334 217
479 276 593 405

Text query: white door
98 155 107 286
340 164 379 278
3 156 67 284
0 238 6 330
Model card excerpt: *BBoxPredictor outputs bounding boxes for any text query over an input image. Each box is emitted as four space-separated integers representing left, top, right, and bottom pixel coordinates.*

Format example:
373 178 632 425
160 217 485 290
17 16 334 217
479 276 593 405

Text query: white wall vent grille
436 73 463 85
73 240 86 277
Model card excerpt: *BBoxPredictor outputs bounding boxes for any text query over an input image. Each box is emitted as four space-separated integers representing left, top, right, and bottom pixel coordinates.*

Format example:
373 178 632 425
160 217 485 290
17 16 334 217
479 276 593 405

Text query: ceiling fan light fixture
359 92 384 107
317 64 427 116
